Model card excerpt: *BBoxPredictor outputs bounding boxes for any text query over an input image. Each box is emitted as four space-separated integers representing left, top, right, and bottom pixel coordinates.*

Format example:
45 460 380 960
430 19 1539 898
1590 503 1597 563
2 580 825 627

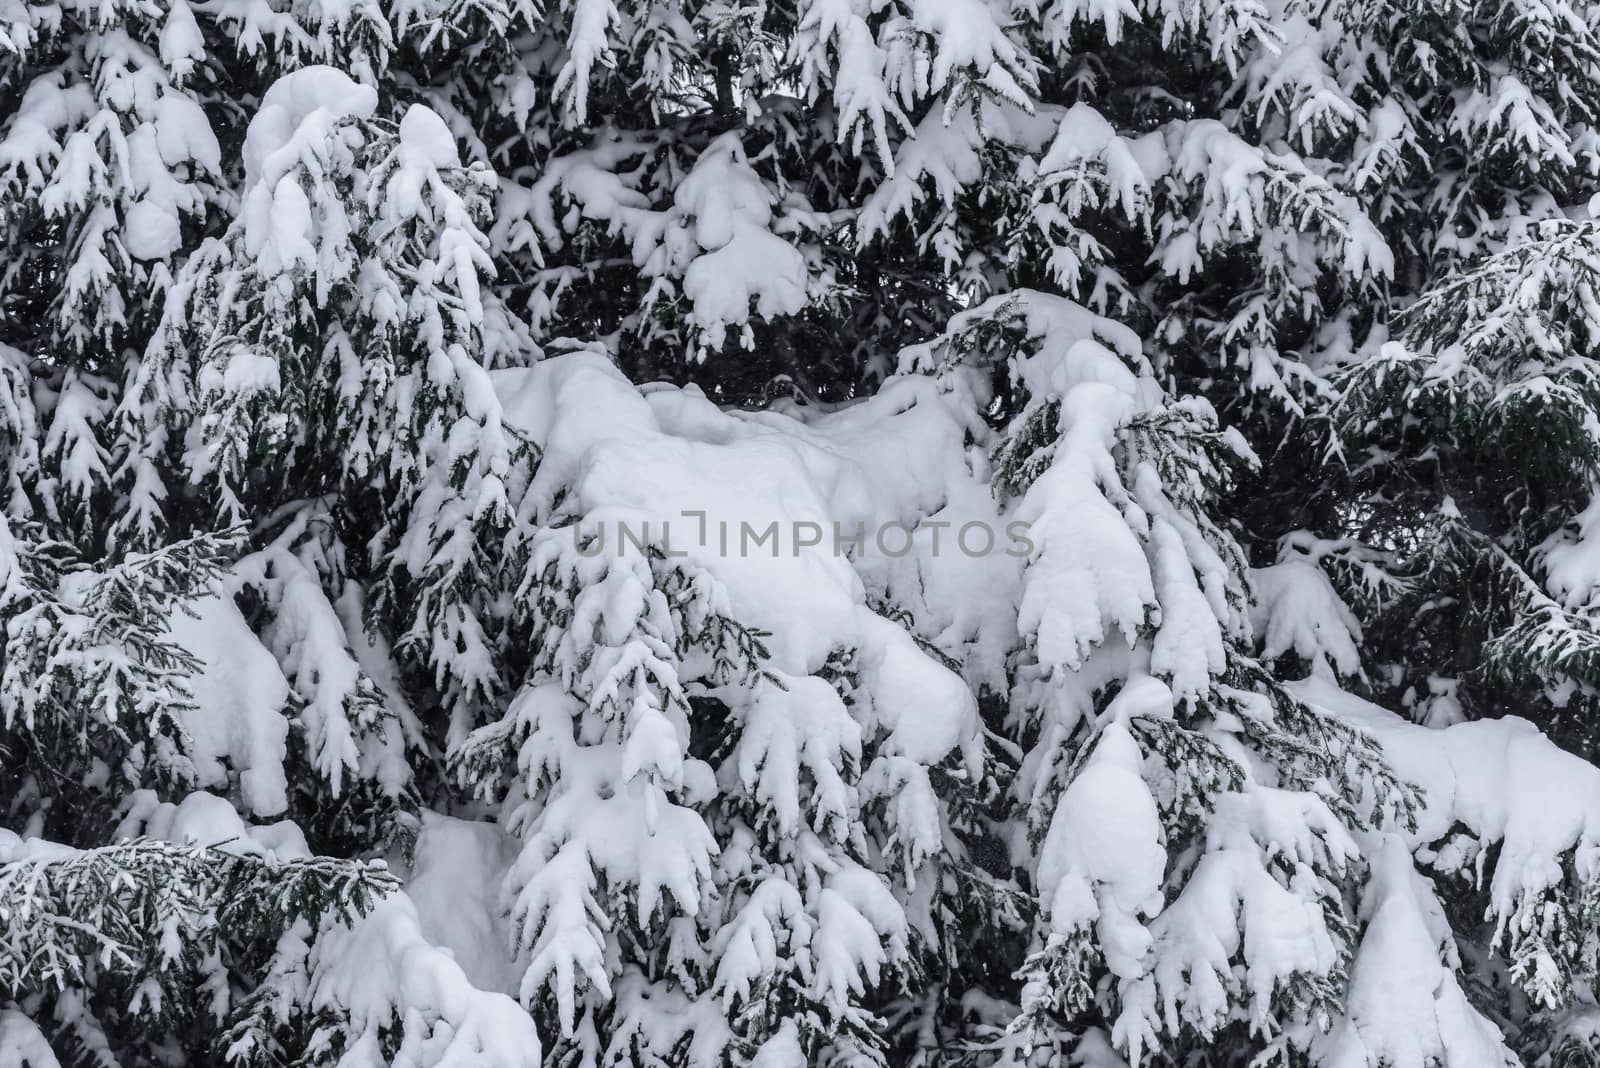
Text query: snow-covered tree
7 0 1600 1064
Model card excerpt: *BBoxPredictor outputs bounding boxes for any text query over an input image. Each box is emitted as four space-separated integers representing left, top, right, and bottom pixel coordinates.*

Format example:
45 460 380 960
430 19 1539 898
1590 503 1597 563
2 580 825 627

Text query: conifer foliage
7 0 1600 1065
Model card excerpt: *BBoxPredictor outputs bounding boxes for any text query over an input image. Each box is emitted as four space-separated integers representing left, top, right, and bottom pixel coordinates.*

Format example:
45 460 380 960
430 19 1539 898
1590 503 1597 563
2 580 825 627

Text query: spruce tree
5 0 1600 1065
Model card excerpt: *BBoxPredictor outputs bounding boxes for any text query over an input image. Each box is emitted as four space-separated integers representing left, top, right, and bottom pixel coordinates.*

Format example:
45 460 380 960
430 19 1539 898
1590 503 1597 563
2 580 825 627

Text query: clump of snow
676 133 808 350
389 105 461 210
857 100 1059 249
858 612 982 770
1119 783 1355 1053
242 65 378 189
405 812 525 995
907 0 1034 103
125 197 183 261
1038 103 1163 222
731 673 861 838
1297 675 1600 1005
1542 492 1600 608
855 473 1025 694
909 290 1241 706
116 789 309 860
520 132 814 352
310 893 543 1068
234 527 394 798
1296 676 1600 892
495 349 981 687
0 1008 58 1068
162 590 291 817
1250 558 1363 677
1038 719 1166 979
1315 835 1518 1068
239 65 377 279
994 295 1165 675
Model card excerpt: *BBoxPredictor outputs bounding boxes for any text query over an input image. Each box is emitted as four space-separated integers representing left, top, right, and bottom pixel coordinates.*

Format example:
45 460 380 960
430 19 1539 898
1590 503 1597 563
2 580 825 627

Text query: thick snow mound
1295 677 1600 922
405 812 525 996
242 66 378 188
115 788 308 859
162 591 292 817
494 349 982 773
1316 835 1518 1068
